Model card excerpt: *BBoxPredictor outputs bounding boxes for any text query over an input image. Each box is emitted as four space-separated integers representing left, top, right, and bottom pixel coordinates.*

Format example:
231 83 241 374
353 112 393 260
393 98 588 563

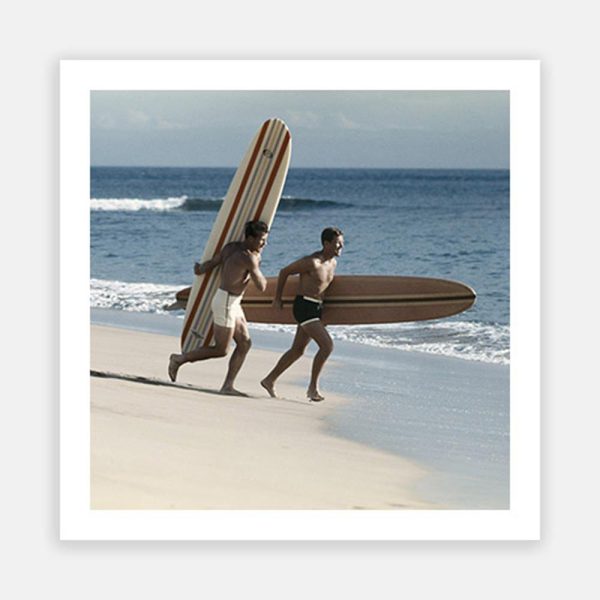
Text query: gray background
3 1 593 598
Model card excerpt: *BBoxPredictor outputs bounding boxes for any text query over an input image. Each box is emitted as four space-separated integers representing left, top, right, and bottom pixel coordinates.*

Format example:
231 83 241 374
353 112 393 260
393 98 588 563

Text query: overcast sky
91 91 509 169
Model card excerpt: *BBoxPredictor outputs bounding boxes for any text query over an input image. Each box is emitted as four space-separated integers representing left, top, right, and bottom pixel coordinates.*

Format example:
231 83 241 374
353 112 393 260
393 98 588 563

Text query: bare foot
307 389 325 402
260 378 277 398
168 354 181 382
219 387 249 397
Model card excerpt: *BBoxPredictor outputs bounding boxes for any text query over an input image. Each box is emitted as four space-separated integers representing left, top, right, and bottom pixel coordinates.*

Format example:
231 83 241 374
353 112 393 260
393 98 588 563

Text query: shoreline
91 308 510 509
91 323 433 509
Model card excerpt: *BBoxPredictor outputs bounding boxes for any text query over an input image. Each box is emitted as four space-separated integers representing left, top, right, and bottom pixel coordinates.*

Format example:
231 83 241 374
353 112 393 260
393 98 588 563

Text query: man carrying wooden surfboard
168 220 269 395
261 227 344 402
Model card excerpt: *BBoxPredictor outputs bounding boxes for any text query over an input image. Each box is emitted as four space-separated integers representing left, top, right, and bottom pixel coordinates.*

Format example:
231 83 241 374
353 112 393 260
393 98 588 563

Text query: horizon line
91 165 509 171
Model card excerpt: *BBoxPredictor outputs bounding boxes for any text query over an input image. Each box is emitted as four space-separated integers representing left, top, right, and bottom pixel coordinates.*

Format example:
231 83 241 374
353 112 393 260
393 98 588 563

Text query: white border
60 60 540 540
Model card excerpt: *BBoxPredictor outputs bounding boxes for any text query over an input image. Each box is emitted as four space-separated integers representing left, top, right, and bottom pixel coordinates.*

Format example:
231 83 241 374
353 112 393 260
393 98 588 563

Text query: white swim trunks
211 288 245 328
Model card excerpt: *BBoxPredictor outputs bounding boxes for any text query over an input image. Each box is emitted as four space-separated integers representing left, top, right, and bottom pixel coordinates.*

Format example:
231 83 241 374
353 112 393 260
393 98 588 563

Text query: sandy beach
91 325 432 509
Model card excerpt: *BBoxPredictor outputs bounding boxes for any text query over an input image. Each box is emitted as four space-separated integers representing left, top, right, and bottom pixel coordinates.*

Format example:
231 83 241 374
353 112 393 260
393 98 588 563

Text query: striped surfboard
181 118 292 352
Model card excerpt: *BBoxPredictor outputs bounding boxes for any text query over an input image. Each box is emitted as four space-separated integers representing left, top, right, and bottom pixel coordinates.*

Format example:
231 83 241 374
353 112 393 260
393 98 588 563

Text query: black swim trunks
293 295 323 326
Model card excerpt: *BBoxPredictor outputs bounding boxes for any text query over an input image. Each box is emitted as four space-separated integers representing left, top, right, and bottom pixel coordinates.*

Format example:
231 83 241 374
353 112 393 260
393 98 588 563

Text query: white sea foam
90 196 188 211
90 195 348 212
90 279 183 313
251 320 510 365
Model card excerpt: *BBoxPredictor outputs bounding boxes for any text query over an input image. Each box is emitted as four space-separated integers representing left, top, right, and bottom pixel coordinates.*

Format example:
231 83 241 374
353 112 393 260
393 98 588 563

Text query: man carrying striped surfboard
168 221 269 396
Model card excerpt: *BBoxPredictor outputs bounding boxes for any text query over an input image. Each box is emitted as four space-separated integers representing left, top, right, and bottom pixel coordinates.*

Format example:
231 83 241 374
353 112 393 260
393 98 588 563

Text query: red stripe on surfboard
213 120 272 254
203 128 291 348
181 120 270 348
252 130 291 221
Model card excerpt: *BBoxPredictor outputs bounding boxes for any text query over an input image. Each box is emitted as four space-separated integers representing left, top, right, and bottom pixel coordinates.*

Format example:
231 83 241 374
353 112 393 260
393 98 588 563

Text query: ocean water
91 167 510 365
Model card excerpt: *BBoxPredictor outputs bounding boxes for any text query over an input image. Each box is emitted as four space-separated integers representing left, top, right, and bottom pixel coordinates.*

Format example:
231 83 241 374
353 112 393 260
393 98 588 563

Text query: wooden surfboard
180 118 292 352
172 275 476 325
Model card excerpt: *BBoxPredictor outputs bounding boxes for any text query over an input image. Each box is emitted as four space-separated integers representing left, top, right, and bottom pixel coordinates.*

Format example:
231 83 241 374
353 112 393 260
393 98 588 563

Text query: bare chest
222 249 250 281
305 261 336 291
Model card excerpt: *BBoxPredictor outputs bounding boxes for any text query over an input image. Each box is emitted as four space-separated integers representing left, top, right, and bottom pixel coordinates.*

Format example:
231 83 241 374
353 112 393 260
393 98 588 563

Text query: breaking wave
90 195 353 212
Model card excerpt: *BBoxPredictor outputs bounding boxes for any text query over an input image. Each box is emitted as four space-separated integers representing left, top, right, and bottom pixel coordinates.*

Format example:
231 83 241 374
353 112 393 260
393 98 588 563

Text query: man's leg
301 321 334 401
261 326 311 398
220 317 252 396
168 324 234 382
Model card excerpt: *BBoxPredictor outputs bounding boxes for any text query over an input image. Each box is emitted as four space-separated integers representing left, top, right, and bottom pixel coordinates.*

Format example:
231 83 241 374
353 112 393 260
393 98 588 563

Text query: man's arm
273 256 314 309
193 246 228 275
247 253 267 292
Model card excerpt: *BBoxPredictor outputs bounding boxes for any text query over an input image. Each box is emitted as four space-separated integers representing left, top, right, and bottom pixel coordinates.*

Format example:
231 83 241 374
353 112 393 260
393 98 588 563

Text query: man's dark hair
245 220 269 238
321 227 343 245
